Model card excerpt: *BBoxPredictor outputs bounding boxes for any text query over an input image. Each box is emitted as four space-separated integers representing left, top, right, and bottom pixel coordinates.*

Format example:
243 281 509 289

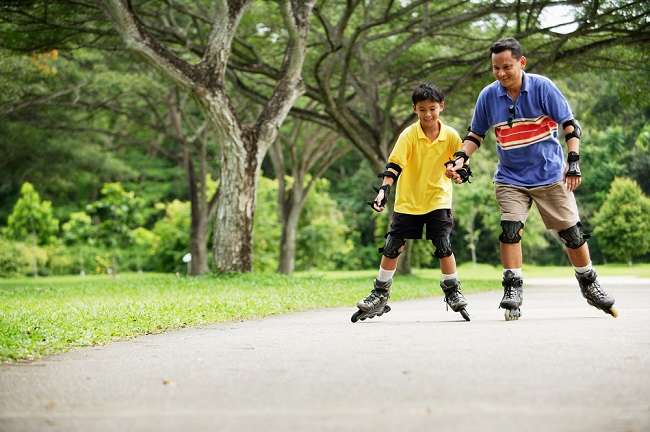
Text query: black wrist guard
368 184 391 211
567 151 581 177
457 164 472 183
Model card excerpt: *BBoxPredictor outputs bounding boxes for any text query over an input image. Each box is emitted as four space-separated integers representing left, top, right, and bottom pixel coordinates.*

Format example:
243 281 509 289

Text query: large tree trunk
211 133 258 272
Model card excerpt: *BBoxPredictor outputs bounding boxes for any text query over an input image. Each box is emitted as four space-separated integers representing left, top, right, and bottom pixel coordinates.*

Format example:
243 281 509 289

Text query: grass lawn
1 263 647 362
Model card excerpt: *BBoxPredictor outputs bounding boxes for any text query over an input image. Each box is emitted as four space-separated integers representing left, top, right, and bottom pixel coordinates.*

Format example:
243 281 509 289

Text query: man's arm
562 119 582 192
445 132 482 183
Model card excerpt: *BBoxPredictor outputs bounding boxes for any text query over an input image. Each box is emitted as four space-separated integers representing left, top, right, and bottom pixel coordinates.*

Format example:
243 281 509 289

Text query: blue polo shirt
470 72 574 186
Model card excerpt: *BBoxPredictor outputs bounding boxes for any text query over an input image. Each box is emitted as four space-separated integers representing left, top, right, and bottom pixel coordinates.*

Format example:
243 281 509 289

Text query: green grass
1 263 647 362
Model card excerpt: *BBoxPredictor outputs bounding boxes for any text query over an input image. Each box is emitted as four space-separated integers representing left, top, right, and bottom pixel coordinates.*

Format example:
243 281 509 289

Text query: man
446 37 616 321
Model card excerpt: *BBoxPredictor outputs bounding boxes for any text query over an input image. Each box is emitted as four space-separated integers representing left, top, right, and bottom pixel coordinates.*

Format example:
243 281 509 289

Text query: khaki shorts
495 182 579 231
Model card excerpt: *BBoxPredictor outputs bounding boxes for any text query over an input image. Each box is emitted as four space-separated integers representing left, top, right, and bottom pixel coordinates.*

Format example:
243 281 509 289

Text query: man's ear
520 55 527 69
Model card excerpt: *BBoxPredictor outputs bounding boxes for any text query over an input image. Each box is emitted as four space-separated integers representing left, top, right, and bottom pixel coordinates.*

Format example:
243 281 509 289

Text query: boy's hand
369 184 391 212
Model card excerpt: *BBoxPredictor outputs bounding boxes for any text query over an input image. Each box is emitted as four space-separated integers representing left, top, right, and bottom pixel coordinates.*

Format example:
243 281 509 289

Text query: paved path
1 277 649 432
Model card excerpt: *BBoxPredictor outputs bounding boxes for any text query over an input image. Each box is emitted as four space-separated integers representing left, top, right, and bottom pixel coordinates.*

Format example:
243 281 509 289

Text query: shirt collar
417 119 446 142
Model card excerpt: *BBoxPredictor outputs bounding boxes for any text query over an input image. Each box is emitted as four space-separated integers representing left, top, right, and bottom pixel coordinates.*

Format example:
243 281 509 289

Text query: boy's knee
432 234 453 258
379 235 406 259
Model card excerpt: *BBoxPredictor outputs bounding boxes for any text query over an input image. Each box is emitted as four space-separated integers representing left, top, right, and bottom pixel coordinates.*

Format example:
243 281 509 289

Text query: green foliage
253 176 356 271
252 177 282 272
4 182 59 245
85 182 146 249
149 200 190 273
0 237 31 277
61 211 95 246
592 178 650 264
297 179 354 271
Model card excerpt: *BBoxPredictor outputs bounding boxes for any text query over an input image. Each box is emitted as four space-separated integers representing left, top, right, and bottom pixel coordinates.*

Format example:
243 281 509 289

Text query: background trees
1 1 649 276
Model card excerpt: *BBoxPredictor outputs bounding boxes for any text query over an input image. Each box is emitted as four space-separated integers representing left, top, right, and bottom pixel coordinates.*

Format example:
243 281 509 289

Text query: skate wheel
351 310 362 323
460 309 470 321
384 305 391 313
608 307 619 318
504 308 520 321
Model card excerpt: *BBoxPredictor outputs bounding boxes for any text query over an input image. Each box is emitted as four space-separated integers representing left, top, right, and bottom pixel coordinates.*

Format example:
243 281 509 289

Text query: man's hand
445 151 471 184
564 151 582 192
369 184 391 212
445 158 464 184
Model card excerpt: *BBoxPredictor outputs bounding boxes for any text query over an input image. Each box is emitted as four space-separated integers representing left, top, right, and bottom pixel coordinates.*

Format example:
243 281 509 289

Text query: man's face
491 50 526 90
413 100 444 127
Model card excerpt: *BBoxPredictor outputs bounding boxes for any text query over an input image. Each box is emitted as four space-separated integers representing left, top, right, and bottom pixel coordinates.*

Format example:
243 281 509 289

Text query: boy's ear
412 104 417 113
440 101 445 111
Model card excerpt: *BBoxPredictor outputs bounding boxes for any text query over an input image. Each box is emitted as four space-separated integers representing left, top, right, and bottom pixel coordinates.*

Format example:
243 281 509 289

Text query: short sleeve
470 90 491 136
541 78 573 124
387 129 411 170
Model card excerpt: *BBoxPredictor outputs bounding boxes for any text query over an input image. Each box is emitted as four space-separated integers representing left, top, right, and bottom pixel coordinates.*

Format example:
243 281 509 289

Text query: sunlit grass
1 263 647 362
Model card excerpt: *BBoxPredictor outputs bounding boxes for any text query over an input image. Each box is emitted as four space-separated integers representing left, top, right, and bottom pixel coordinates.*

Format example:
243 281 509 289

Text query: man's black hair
412 83 445 105
490 37 523 59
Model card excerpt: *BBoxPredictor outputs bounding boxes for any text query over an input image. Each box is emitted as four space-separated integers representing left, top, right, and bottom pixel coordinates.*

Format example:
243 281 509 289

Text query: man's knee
432 234 453 258
558 223 587 249
499 220 524 244
379 234 406 259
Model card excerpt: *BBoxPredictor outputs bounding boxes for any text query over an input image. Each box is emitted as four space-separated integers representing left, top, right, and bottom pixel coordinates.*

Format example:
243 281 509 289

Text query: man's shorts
387 209 453 240
495 181 579 231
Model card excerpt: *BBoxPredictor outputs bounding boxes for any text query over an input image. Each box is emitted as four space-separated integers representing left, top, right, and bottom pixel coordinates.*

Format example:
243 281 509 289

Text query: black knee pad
379 234 406 259
499 220 524 244
558 223 587 249
432 234 453 258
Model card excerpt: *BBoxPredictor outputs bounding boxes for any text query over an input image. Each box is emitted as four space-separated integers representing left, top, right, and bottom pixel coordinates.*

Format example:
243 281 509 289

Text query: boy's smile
413 100 444 130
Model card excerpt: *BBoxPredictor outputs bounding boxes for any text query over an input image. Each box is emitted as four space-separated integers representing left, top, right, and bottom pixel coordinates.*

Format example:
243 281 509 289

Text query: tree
98 0 316 272
4 182 59 245
269 118 348 273
592 177 650 264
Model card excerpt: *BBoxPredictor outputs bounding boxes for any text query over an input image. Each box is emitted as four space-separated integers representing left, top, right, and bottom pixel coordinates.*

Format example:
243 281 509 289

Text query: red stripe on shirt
495 116 558 148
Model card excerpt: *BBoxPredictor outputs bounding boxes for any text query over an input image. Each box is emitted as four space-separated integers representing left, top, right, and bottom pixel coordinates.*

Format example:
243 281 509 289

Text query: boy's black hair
490 37 523 59
411 83 445 105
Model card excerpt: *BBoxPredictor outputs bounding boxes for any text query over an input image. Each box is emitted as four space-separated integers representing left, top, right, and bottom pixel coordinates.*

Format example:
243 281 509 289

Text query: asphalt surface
1 277 649 432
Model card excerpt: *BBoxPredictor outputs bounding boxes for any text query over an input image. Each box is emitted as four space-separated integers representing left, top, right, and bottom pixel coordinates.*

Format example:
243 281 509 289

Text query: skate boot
500 270 523 321
351 279 392 323
576 269 617 317
440 279 470 321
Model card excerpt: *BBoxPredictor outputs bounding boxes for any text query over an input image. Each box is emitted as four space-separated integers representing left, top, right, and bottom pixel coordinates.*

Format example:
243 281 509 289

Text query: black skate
576 269 618 317
440 279 470 321
500 270 523 321
351 279 392 323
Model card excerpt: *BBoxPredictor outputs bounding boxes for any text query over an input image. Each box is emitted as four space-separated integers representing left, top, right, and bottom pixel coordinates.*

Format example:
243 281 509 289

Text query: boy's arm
370 165 400 212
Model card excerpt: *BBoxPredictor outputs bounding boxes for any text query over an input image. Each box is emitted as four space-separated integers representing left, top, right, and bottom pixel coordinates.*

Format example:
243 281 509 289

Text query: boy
351 83 472 323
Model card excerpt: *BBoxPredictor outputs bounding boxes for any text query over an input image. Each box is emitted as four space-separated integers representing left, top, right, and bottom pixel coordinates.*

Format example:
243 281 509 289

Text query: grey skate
351 279 392 323
500 270 523 321
440 279 470 321
576 269 618 317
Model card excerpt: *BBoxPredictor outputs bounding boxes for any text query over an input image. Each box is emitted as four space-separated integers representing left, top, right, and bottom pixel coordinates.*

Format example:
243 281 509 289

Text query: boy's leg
425 210 468 319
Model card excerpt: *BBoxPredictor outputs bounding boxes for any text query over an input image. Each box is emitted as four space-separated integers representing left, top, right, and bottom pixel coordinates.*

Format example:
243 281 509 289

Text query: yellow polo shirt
388 120 462 214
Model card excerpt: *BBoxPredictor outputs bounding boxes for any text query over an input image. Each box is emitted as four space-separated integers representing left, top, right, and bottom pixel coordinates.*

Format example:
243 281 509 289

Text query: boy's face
413 99 444 128
491 50 526 90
